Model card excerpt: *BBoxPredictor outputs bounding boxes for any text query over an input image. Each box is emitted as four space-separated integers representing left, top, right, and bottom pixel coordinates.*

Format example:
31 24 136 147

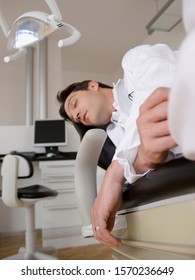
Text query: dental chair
74 123 195 260
0 153 58 260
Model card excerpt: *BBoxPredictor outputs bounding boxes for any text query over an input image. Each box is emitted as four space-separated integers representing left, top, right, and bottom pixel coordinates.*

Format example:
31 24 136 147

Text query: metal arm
45 0 81 47
4 48 27 63
45 0 62 22
58 22 81 47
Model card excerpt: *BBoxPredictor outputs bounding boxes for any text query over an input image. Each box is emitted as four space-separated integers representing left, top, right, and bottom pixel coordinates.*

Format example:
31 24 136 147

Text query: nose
73 109 80 122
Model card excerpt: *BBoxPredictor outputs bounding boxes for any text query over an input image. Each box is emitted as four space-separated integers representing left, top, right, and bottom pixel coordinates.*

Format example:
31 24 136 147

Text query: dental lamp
0 0 81 63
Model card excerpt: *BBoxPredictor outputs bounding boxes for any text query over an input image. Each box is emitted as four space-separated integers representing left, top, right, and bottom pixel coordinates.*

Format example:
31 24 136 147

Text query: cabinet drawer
44 191 77 207
42 207 82 228
40 161 75 175
42 178 75 191
42 173 74 182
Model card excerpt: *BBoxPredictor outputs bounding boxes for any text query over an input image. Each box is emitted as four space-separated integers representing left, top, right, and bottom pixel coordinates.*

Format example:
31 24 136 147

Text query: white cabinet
39 160 97 248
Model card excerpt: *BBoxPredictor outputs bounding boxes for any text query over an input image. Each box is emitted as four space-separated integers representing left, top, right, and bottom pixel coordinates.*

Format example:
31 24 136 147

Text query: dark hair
56 80 113 121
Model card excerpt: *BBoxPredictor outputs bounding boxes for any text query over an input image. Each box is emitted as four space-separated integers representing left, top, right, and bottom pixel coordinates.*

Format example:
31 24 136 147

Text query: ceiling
0 0 182 74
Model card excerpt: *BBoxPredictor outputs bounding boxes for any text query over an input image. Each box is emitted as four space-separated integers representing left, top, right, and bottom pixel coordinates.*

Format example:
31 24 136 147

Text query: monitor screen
34 119 67 152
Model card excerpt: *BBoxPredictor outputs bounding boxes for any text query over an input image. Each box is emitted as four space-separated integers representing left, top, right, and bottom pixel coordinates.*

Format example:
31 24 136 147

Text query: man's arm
91 160 124 247
91 87 177 247
133 87 177 173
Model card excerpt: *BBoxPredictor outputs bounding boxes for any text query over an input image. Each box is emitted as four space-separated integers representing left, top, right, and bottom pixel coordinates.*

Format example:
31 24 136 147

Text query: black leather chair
74 123 195 259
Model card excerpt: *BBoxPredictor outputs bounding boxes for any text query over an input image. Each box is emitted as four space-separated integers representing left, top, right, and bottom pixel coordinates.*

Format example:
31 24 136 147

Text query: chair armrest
74 129 107 225
120 157 195 212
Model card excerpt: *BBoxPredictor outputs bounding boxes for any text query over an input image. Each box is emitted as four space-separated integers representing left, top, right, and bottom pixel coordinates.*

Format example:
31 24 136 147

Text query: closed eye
71 97 77 109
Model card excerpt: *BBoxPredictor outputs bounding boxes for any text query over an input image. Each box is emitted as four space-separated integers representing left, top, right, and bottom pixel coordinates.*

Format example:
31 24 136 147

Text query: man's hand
134 87 177 173
91 160 124 247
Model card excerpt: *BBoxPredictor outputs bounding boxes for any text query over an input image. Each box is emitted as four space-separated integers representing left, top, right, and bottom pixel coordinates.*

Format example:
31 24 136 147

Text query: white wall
0 58 26 125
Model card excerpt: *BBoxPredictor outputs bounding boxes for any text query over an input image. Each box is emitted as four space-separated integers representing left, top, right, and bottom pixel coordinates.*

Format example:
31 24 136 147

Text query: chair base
3 246 58 260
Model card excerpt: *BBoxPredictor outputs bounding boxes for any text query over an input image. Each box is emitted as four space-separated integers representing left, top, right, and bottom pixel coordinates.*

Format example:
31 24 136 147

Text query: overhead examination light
0 0 81 62
146 0 182 35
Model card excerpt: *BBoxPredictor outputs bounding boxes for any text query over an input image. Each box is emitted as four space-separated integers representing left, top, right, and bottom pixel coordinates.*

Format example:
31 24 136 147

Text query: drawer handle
47 204 77 211
47 165 75 168
43 179 74 185
43 175 74 179
57 189 74 194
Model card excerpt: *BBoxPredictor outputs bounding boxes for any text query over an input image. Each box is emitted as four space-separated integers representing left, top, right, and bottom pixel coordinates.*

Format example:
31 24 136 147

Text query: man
57 44 180 247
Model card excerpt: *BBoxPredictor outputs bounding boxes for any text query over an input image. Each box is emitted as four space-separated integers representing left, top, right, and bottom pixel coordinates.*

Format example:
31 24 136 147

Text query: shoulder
122 44 174 69
121 44 150 70
122 45 148 64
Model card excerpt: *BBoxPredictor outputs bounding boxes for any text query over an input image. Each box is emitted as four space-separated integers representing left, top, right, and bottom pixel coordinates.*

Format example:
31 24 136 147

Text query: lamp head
0 0 81 62
7 11 64 50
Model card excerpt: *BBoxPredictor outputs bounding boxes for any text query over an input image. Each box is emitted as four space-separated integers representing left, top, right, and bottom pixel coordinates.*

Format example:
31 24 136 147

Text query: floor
0 232 113 260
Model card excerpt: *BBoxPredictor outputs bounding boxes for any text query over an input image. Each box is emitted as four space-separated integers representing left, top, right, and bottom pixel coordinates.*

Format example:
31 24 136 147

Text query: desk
0 151 77 162
40 157 98 248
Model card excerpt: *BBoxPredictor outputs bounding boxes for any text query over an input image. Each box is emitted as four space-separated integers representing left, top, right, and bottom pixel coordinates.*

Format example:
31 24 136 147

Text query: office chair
0 153 58 260
74 124 195 259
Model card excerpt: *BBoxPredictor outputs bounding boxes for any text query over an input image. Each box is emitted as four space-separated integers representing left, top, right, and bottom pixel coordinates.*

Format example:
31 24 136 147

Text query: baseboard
0 228 42 238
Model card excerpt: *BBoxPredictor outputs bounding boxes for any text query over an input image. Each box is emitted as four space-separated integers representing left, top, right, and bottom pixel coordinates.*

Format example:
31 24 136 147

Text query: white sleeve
122 44 176 93
114 44 177 184
113 119 150 184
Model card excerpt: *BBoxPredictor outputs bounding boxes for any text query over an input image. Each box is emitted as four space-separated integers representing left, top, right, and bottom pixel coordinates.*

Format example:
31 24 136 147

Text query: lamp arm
58 23 81 47
45 0 62 22
0 3 10 37
4 48 27 63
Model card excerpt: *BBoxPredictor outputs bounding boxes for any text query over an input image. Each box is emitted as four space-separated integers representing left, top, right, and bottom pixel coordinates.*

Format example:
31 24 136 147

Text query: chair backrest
1 154 33 208
73 122 116 170
73 122 116 225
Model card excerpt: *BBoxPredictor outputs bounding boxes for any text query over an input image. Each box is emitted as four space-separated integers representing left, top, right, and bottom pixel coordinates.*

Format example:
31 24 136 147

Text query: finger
91 211 121 247
139 101 168 124
95 227 121 247
140 88 169 112
138 117 172 142
150 135 177 152
147 120 172 138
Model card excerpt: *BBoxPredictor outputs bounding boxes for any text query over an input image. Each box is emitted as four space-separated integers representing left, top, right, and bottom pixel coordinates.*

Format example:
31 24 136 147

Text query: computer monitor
34 119 67 155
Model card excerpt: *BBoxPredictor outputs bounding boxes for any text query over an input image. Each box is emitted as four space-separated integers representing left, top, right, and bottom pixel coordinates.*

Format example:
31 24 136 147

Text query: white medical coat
107 44 181 184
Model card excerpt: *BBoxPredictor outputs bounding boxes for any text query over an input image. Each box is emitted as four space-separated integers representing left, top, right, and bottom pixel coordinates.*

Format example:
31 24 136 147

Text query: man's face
64 89 111 126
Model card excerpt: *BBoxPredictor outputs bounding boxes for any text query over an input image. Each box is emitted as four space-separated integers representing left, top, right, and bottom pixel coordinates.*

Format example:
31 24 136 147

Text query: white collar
111 79 129 125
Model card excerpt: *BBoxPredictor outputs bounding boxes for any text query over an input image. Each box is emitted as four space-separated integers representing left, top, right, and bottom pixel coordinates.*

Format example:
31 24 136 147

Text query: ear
88 81 99 91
